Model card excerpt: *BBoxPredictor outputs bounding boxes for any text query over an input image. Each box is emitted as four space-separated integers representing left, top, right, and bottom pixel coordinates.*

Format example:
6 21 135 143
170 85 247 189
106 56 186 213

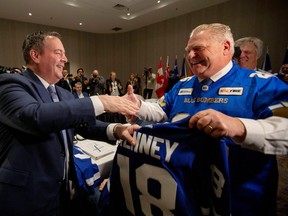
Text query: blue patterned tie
47 85 70 190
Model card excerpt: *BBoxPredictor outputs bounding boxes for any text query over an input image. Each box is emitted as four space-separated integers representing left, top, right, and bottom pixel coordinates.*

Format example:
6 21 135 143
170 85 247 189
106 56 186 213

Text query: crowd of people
0 22 288 216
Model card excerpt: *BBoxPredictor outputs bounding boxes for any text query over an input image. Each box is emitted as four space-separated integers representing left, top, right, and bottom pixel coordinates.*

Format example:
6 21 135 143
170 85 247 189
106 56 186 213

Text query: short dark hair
22 31 61 64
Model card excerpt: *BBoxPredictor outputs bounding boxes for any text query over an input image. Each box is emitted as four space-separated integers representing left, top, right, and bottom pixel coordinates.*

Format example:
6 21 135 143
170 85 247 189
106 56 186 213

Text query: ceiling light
127 8 130 16
79 23 83 26
28 13 32 16
157 0 161 3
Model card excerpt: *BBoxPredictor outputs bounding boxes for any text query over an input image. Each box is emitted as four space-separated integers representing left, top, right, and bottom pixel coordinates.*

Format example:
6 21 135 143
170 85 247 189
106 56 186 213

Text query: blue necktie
47 85 70 190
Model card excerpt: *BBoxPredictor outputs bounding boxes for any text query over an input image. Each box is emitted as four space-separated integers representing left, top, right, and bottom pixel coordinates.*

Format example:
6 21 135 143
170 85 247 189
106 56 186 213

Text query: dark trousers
143 88 153 99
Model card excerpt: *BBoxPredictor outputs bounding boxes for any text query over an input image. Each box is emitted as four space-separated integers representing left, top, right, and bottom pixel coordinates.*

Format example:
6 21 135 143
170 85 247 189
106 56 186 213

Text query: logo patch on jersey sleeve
218 87 243 95
178 88 193 95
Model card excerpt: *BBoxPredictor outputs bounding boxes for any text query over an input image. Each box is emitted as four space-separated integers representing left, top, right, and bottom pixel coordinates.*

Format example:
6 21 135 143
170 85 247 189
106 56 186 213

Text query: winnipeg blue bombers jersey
73 146 101 194
160 61 288 215
108 117 231 216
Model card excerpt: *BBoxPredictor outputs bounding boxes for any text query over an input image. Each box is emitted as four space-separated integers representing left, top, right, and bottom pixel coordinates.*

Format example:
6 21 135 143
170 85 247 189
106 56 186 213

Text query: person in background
165 69 180 93
125 72 140 95
0 31 139 216
142 67 156 99
125 23 288 215
56 68 73 92
277 64 288 84
234 36 264 70
106 71 123 96
11 67 23 73
72 67 87 89
73 82 89 99
89 69 106 95
82 78 90 95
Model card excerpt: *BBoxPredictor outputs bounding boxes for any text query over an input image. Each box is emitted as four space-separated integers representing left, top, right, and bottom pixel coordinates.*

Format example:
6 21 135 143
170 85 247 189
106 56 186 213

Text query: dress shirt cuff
107 123 121 140
234 118 265 149
90 96 105 116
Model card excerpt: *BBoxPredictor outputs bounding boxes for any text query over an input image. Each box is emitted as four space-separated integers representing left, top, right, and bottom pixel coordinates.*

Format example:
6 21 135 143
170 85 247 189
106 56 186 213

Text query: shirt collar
33 73 52 89
198 61 233 83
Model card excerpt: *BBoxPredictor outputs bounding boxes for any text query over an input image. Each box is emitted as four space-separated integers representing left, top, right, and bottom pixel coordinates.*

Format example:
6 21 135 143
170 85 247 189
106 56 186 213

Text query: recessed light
28 13 32 16
157 0 161 3
79 23 83 26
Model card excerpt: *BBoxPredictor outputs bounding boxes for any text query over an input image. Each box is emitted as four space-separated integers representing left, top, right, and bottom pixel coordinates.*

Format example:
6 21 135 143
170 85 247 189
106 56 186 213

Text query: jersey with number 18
108 117 231 216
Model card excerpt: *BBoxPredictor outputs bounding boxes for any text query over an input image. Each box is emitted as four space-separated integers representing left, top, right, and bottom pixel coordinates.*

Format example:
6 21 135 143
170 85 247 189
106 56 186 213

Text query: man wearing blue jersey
125 23 288 215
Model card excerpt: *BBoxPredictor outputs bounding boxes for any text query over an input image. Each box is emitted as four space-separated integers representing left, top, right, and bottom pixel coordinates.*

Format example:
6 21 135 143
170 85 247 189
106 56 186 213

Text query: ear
223 40 231 56
29 49 41 64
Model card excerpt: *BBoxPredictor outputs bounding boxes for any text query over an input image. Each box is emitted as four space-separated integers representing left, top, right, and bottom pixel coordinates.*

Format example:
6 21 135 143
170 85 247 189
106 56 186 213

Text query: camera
144 67 149 76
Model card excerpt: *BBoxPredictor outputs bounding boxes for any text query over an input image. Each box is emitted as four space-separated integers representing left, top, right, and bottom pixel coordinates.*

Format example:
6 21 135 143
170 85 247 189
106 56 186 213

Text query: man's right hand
98 94 139 116
122 84 141 108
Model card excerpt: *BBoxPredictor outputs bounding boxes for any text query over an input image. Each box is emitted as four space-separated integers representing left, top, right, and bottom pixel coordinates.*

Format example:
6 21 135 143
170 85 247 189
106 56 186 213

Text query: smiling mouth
191 60 205 65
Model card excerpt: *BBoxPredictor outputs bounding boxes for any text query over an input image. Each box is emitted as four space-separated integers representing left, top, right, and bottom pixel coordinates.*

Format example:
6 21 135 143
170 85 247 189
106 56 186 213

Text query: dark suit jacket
56 77 73 92
73 91 89 99
0 69 110 215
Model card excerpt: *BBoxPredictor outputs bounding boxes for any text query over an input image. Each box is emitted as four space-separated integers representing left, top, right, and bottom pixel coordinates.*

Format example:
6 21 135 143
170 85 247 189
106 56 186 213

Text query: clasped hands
103 85 247 145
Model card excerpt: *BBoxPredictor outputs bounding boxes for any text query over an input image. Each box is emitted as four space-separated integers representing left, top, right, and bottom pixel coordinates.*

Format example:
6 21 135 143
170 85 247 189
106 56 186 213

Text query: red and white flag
155 57 168 98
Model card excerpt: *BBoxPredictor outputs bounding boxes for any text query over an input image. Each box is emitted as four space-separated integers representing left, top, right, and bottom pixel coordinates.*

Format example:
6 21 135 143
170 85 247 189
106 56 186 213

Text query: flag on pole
181 54 187 78
155 57 168 98
173 55 179 76
165 56 170 77
262 47 272 73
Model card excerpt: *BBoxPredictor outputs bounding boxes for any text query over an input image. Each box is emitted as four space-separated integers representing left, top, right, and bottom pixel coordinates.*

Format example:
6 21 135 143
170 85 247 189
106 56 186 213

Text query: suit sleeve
0 74 108 140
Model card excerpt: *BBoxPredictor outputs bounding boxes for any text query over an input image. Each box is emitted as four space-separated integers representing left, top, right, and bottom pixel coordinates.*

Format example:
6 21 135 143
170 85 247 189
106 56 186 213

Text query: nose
62 54 68 63
187 50 197 59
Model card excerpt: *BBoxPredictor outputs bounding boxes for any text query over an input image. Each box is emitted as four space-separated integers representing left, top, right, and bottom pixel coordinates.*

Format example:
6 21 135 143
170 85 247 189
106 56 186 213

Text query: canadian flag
155 57 168 98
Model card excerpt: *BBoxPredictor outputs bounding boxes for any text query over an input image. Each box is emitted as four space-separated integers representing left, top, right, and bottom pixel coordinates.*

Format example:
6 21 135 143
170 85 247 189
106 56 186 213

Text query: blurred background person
73 82 89 98
125 72 140 94
106 71 123 96
234 37 263 70
56 68 73 92
89 69 106 95
142 67 155 99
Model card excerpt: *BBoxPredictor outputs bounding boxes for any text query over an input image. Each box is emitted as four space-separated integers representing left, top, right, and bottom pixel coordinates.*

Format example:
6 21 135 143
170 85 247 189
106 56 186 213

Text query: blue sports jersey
160 62 288 215
108 117 231 216
73 146 101 194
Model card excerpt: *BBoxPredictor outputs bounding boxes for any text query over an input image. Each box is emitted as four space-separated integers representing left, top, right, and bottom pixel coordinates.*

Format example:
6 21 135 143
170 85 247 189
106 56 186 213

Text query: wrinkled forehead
239 41 257 51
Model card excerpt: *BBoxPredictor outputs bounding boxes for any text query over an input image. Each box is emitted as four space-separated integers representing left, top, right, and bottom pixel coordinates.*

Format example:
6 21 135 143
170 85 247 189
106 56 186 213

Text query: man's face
75 84 82 93
37 36 68 84
185 31 227 79
111 72 116 80
238 42 258 70
62 69 68 77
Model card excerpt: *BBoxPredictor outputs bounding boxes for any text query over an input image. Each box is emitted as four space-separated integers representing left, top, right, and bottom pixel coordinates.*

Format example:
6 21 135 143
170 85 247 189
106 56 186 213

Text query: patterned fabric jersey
158 62 288 215
106 117 231 216
73 146 101 194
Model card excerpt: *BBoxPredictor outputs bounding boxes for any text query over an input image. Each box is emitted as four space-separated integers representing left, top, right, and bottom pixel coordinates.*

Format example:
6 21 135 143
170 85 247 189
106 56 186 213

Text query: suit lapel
22 70 53 103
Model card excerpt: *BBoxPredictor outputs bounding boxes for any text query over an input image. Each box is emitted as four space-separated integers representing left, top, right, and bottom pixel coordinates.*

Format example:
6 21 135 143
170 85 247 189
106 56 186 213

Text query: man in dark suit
56 68 73 92
0 31 139 216
73 81 89 98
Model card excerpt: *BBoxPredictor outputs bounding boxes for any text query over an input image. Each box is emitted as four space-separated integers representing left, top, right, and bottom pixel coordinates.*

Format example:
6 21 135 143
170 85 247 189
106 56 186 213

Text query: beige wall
0 0 287 85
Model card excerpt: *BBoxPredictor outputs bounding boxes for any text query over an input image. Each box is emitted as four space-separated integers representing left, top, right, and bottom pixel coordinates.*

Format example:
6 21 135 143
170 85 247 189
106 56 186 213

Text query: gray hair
22 31 61 64
190 23 235 54
234 37 263 58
